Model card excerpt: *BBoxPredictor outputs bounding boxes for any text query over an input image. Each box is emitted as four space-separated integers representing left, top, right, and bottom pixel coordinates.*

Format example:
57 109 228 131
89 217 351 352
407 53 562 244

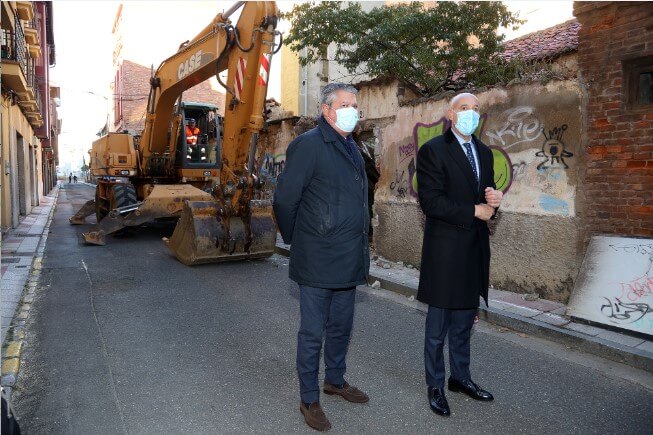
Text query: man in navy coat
274 83 370 431
416 92 503 416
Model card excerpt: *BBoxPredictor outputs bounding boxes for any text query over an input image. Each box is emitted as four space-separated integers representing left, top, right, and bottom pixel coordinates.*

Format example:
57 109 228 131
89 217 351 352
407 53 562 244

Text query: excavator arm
159 1 281 265
141 0 279 184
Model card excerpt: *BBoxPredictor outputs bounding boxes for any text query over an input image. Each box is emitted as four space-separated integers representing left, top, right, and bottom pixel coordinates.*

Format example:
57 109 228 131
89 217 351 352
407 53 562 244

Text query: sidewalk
1 185 59 346
275 237 653 373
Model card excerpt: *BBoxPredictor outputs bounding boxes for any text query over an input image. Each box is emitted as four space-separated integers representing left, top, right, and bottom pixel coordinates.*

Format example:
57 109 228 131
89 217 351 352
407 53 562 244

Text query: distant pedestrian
68 174 72 184
273 82 370 432
416 92 503 417
73 175 78 183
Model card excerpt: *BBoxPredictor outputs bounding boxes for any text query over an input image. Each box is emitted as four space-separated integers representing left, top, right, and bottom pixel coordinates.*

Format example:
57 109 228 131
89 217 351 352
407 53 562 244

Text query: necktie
463 142 479 183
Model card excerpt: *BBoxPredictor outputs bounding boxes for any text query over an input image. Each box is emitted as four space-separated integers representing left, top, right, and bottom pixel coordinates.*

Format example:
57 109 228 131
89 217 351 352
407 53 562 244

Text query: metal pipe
247 133 258 177
221 1 246 20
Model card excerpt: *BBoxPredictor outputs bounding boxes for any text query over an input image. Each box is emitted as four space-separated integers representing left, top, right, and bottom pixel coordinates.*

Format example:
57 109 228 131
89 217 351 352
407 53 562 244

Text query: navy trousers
424 305 477 388
297 285 356 404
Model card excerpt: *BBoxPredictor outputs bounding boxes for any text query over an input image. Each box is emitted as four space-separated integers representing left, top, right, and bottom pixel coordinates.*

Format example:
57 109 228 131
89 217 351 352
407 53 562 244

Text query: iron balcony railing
33 81 41 113
2 27 36 90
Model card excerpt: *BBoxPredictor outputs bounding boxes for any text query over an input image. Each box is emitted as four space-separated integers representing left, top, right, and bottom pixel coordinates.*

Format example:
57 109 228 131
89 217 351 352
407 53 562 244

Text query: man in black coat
416 92 503 417
273 82 370 432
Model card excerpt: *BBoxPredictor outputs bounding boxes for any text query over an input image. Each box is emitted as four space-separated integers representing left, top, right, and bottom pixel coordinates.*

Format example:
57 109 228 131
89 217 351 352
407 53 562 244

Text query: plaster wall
371 80 583 302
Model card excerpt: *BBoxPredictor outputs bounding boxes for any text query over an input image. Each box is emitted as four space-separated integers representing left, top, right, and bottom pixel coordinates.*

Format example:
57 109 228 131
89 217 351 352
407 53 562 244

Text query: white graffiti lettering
486 106 542 149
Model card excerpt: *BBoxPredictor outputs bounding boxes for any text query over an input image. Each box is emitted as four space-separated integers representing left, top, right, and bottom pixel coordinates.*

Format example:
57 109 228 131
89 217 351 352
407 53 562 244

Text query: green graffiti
416 123 446 150
411 116 487 194
491 146 513 193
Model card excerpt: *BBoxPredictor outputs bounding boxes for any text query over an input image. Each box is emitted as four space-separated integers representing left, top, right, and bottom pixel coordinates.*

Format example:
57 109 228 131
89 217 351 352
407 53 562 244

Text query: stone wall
573 2 653 240
255 118 296 200
370 80 583 302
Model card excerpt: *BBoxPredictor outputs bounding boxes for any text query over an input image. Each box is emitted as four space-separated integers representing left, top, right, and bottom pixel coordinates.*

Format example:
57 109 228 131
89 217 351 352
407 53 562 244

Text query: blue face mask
334 107 359 133
455 110 480 136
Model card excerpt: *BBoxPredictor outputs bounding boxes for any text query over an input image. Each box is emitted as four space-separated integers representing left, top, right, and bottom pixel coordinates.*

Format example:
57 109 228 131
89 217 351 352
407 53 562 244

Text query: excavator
70 1 281 265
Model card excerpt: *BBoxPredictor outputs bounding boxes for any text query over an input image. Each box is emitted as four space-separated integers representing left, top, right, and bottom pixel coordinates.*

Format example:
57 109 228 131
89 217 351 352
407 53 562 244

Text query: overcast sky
51 0 573 172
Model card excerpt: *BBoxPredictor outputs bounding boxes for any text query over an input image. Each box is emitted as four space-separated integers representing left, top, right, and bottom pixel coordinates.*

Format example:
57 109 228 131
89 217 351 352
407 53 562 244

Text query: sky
51 0 573 173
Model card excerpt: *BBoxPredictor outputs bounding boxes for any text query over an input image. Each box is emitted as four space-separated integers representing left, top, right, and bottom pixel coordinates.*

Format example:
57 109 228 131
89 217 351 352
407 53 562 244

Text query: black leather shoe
428 387 451 416
448 378 494 401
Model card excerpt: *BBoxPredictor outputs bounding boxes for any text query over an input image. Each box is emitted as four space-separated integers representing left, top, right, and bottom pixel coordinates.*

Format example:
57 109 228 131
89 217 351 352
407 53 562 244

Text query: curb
274 243 653 373
1 185 60 397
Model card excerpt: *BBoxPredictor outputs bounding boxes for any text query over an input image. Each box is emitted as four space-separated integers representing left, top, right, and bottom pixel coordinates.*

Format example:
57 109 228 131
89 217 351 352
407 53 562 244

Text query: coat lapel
445 129 479 196
476 137 492 190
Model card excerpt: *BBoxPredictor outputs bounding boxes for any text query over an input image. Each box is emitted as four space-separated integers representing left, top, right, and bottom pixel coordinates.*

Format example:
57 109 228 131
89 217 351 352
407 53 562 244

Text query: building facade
574 1 653 240
1 1 58 231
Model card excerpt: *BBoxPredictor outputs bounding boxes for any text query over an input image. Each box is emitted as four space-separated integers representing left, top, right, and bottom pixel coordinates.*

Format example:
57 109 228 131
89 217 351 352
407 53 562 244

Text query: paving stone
634 340 653 354
533 312 570 326
595 329 645 348
549 307 567 315
1 358 20 375
489 300 541 318
4 341 23 358
1 374 16 387
563 322 603 337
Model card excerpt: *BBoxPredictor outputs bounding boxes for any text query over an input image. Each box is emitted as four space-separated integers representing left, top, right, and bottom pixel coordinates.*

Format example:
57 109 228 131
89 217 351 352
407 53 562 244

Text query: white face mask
333 107 359 133
454 110 480 136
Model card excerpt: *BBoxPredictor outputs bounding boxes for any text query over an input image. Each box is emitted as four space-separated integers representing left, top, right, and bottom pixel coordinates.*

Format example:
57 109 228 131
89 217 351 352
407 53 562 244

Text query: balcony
15 2 34 21
2 28 43 128
23 18 39 45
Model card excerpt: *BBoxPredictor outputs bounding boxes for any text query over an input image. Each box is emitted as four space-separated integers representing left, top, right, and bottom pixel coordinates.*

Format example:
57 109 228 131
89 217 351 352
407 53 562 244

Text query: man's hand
474 204 495 221
485 187 503 208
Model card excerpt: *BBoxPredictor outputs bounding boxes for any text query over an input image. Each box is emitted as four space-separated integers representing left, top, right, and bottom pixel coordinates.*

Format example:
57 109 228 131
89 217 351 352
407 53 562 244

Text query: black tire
112 183 138 209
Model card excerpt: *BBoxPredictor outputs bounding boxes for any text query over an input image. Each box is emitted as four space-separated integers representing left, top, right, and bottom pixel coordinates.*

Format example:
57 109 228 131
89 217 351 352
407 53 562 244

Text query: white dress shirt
452 129 481 180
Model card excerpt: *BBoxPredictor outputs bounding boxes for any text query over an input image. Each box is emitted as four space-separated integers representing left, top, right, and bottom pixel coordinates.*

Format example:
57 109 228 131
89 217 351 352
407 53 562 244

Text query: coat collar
444 128 484 196
317 116 361 173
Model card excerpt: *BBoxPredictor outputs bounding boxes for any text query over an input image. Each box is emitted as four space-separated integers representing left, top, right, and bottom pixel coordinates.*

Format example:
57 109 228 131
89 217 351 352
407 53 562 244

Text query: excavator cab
175 102 223 169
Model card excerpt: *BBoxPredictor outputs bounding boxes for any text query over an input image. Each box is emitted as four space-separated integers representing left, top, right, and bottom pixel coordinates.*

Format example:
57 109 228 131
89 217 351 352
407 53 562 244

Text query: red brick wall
115 59 225 134
574 2 653 239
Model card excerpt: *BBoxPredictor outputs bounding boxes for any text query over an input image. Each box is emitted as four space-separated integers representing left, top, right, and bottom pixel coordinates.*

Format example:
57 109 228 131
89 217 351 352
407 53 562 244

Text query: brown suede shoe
299 401 331 432
323 382 370 403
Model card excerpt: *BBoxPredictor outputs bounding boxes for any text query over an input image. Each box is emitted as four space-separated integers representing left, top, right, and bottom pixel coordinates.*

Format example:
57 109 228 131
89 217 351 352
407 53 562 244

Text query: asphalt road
13 183 653 434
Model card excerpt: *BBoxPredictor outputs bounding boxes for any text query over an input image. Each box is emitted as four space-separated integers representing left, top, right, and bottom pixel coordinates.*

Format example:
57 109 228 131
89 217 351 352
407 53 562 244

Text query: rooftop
501 19 580 62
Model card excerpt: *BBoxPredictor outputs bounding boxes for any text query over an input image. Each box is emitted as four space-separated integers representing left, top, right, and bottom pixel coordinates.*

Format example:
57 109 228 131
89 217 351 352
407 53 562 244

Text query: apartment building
1 1 59 230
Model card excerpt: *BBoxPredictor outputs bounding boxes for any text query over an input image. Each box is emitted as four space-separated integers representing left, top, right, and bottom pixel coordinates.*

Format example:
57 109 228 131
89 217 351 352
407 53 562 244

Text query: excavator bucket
165 199 277 265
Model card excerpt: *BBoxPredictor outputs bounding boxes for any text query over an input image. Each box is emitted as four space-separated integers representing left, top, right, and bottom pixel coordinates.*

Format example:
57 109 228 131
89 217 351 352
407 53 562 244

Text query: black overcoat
416 128 495 309
273 117 370 289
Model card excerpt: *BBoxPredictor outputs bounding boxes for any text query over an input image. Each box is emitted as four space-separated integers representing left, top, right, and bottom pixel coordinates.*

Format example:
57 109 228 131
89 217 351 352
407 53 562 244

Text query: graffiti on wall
392 114 514 199
385 103 578 217
568 236 653 336
486 106 543 150
536 124 574 170
260 152 286 183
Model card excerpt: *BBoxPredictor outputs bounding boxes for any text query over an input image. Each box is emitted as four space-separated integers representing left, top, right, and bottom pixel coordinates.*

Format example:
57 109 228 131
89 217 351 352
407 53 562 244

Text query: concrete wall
370 80 583 302
255 119 296 200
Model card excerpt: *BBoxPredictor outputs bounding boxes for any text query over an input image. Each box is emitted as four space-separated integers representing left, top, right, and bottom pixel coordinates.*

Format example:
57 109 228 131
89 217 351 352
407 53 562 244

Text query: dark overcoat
416 128 495 309
273 117 370 289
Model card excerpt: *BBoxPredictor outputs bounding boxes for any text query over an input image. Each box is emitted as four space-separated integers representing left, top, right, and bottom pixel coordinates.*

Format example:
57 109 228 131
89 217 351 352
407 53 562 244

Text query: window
623 55 653 111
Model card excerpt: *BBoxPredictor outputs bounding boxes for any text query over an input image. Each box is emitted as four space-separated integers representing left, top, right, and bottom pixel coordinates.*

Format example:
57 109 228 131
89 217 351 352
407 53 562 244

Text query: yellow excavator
70 1 281 265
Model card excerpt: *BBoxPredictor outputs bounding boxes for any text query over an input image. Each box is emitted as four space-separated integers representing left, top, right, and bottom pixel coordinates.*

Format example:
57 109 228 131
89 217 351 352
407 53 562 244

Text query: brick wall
574 2 653 239
116 59 225 134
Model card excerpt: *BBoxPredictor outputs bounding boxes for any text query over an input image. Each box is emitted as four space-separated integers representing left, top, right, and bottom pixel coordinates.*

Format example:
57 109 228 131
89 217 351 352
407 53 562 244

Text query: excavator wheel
112 183 138 209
